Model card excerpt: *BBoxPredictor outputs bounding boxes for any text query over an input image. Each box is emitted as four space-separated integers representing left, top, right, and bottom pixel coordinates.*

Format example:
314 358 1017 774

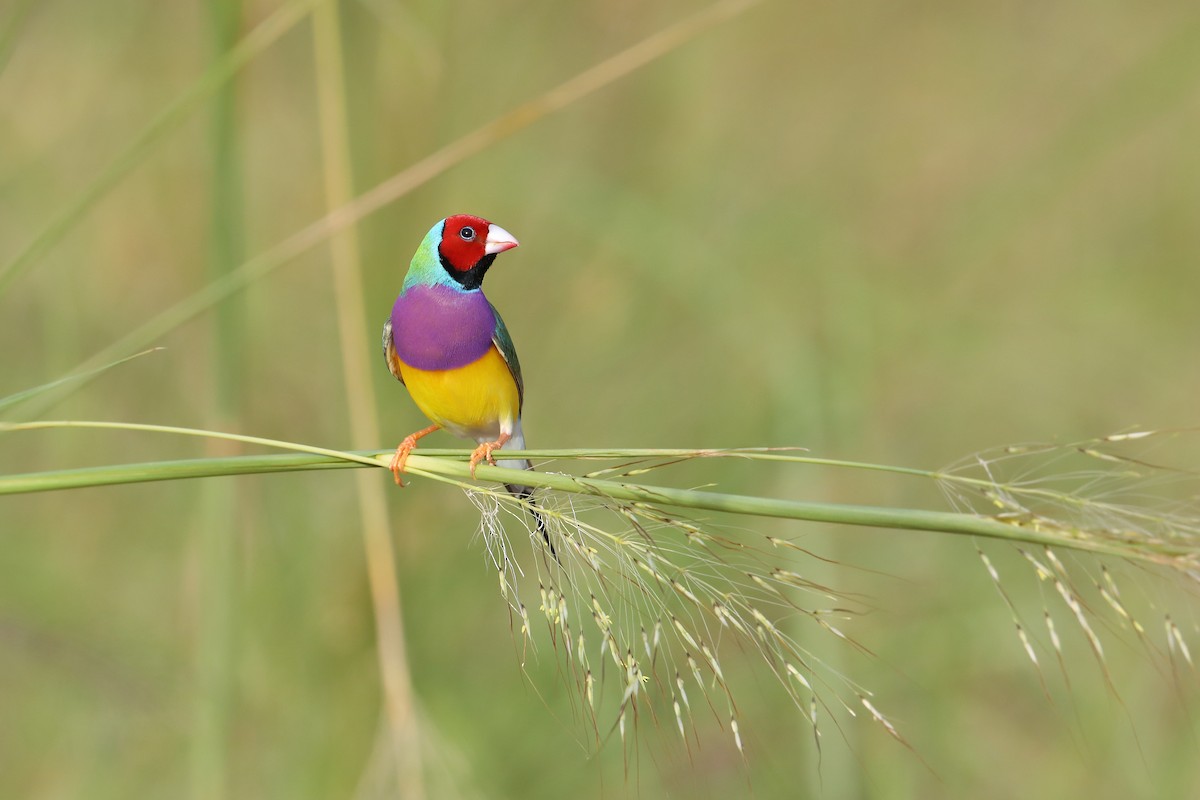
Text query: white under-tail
478 419 552 556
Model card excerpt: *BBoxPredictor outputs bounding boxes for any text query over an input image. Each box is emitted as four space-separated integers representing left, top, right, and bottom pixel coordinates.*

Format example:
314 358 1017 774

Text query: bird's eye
459 226 476 241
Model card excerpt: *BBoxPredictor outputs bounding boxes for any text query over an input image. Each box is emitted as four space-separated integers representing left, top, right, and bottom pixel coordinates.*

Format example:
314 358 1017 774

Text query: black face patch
439 251 496 290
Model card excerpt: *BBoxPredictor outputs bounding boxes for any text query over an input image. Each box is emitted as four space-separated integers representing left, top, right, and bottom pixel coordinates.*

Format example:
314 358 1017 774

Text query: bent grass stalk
3 422 1197 564
2 421 1197 757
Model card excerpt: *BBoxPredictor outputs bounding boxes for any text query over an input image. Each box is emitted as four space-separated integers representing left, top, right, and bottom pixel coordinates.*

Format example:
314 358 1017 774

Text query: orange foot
469 431 512 479
389 424 440 486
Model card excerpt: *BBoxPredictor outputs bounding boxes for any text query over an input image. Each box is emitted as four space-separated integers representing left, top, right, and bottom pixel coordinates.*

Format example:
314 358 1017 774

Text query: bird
382 214 550 546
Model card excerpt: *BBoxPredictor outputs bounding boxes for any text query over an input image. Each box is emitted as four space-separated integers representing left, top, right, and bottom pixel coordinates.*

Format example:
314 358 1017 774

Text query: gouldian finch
383 215 547 540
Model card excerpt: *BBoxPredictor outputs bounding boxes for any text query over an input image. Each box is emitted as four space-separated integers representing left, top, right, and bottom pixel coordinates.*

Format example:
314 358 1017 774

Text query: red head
438 214 519 279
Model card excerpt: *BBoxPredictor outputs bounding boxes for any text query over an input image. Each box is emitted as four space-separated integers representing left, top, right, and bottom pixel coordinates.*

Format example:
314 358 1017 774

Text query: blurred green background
2 0 1199 797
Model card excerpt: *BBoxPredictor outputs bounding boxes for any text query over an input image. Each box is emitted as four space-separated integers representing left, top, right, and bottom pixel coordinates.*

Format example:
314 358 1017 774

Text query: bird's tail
494 424 554 559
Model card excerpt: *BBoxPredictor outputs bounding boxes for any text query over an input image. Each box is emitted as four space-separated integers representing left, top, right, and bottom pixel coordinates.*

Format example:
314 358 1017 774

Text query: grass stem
311 2 424 795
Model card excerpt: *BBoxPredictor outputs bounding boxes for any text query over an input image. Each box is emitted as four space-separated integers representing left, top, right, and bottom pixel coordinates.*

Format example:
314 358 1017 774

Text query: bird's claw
389 436 419 486
469 441 501 479
387 424 442 486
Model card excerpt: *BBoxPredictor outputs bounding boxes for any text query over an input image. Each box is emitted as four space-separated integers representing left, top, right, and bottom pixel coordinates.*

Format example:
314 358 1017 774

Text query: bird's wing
489 303 524 412
382 318 405 385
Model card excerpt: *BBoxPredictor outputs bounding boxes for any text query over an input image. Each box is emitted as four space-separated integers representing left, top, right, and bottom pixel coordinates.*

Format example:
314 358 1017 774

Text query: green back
490 302 524 411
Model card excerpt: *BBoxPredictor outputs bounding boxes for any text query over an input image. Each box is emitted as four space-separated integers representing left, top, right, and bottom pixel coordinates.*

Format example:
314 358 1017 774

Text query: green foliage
2 1 1200 798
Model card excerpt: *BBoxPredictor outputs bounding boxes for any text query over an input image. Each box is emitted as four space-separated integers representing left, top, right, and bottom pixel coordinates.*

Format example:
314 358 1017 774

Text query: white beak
484 224 519 255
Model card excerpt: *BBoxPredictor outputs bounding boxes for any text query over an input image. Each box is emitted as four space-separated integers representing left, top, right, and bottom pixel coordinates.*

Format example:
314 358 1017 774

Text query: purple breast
390 284 496 370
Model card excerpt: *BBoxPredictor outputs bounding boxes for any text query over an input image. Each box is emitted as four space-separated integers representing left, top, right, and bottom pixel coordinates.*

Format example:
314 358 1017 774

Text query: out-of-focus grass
2 1 1200 798
310 0 422 794
190 1 244 797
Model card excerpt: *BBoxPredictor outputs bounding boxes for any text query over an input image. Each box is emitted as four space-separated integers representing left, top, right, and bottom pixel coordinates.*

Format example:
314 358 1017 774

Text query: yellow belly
399 345 520 440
